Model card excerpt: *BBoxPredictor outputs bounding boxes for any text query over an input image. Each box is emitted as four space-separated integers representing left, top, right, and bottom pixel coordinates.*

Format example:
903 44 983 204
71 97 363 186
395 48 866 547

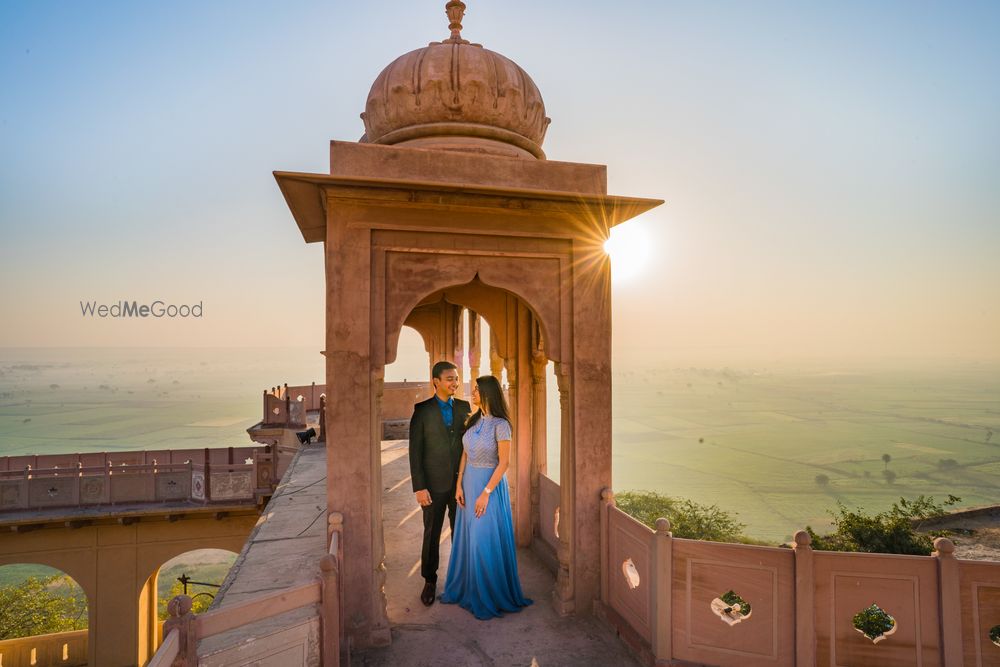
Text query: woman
440 375 533 619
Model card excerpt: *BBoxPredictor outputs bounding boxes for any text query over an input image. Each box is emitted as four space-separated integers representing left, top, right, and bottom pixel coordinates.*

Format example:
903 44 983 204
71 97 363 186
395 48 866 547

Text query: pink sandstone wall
575 475 1000 667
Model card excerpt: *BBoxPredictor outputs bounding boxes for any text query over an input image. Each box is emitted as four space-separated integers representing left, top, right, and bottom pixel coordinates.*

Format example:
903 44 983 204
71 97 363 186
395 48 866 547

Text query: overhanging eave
274 170 663 244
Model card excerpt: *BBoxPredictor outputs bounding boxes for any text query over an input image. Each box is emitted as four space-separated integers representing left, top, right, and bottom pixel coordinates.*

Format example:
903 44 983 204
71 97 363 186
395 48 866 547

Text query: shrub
0 576 87 640
807 495 960 555
615 490 745 542
814 474 830 486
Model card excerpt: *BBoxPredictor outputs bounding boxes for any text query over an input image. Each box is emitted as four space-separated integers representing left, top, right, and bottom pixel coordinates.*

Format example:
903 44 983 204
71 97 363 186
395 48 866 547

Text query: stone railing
0 629 87 667
261 380 432 431
0 446 265 473
0 448 276 512
149 513 344 667
543 474 1000 667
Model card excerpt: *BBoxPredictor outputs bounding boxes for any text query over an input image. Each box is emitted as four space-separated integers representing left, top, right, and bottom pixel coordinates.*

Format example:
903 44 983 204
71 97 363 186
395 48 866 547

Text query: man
409 360 471 606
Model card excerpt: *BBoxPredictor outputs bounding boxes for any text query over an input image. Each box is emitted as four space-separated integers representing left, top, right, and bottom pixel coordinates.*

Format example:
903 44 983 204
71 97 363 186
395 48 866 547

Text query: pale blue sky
1 1 998 364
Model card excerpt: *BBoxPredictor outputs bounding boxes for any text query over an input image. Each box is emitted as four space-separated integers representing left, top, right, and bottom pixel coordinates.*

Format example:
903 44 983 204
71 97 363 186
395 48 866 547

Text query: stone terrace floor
351 440 641 667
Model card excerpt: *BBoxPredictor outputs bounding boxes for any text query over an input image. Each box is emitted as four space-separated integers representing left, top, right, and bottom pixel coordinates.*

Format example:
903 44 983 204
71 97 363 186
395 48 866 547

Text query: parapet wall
541 474 1000 667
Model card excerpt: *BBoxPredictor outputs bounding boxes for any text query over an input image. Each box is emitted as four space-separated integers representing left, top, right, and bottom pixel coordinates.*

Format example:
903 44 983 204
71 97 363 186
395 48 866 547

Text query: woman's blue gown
440 415 533 619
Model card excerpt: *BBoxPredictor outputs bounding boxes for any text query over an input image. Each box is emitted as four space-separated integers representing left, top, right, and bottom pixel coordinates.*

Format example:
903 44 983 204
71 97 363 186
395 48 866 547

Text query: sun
603 221 651 283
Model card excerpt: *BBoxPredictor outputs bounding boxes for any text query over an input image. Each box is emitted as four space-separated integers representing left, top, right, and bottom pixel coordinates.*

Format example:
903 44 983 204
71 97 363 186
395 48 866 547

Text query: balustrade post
600 488 614 604
652 517 673 664
163 594 195 666
793 530 816 666
324 512 345 665
320 554 340 667
933 537 962 666
319 395 327 443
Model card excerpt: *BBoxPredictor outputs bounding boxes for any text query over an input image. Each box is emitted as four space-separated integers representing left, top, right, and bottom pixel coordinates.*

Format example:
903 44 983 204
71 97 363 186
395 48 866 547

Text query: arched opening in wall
137 548 238 665
378 277 558 619
0 563 89 667
384 326 429 384
545 360 561 482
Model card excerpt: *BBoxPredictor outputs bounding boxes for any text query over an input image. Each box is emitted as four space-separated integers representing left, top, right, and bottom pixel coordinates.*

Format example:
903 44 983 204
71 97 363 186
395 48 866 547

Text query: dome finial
444 1 469 44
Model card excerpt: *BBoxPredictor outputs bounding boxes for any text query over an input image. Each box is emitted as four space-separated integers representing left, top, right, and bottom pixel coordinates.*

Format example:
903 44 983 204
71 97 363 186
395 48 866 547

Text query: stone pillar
566 241 613 615
511 302 533 546
489 330 504 379
553 364 574 615
325 212 390 648
137 571 159 665
94 543 143 666
529 328 547 542
468 310 481 384
371 371 389 626
450 306 465 397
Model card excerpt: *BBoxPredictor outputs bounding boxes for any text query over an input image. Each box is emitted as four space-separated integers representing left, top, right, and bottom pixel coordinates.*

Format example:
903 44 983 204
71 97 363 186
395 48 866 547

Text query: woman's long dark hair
465 375 511 428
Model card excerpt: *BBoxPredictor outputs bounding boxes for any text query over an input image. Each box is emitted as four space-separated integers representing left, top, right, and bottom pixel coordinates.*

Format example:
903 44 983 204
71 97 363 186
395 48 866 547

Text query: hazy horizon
2 346 996 541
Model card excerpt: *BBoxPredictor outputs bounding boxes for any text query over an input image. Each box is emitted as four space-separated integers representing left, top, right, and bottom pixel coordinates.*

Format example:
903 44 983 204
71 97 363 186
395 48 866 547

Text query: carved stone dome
360 2 550 159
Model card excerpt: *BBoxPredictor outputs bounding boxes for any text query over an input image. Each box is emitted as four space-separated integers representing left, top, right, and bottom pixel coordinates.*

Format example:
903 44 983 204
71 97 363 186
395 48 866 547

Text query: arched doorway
0 563 89 667
137 548 238 665
379 282 559 619
390 279 555 546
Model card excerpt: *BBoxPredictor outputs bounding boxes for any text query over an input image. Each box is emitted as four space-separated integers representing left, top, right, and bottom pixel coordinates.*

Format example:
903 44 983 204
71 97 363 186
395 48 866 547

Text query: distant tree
0 576 87 640
615 491 745 543
883 469 897 484
881 453 892 470
814 474 830 486
807 495 960 555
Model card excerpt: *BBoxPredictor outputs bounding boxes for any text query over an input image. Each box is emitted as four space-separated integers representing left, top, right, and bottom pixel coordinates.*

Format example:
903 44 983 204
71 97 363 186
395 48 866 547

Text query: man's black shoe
421 581 436 607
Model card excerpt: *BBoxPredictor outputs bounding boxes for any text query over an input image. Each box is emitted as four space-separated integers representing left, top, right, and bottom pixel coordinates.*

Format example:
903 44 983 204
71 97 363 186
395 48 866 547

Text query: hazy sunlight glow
604 222 652 283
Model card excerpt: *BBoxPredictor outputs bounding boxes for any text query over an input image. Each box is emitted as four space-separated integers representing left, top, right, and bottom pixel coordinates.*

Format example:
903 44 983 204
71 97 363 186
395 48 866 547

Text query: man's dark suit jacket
409 396 472 494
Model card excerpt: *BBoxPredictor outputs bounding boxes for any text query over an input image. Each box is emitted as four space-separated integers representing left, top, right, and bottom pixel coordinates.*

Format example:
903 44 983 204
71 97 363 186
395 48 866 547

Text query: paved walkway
351 441 641 667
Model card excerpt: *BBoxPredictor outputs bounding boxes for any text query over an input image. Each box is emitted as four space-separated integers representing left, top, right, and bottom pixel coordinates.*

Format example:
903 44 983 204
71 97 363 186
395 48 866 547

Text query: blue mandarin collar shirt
435 395 455 428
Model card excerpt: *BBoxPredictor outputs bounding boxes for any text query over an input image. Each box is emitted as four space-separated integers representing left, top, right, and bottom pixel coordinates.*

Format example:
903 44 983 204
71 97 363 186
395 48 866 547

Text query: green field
601 363 1000 541
0 347 324 456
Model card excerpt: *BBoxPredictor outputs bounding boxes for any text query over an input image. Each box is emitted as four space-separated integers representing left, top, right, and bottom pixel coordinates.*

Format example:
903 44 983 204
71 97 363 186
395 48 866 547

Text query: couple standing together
408 361 533 620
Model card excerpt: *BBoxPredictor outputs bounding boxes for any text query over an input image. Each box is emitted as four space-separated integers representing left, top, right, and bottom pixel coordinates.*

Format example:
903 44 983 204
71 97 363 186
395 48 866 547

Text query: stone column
511 302 533 545
553 364 575 615
489 330 504 379
467 310 481 384
504 352 518 539
566 240 613 615
530 333 547 541
450 306 465 397
325 210 390 648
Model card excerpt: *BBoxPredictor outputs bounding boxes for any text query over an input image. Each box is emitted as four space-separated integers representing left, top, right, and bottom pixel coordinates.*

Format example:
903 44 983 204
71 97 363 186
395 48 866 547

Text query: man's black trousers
421 489 457 584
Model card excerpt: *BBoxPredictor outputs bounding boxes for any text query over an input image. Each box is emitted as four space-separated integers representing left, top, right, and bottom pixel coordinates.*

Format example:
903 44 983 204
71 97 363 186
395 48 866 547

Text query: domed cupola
360 1 551 159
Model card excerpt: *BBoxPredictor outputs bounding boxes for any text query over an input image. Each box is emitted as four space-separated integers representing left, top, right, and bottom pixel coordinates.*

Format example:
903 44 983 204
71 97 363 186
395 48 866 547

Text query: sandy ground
918 508 1000 561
